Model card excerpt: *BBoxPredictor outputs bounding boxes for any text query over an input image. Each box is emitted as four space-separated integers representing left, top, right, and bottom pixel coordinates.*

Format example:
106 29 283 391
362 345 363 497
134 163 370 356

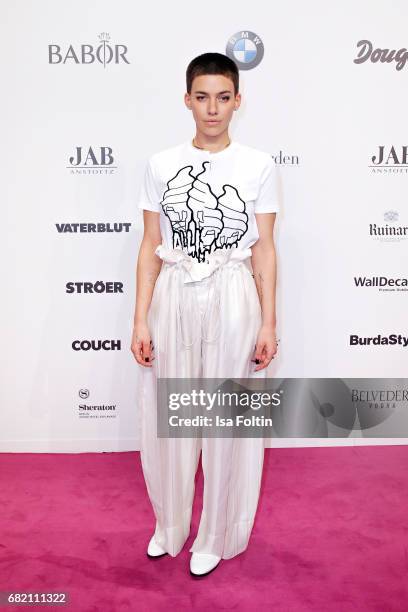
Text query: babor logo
226 31 264 70
48 32 130 67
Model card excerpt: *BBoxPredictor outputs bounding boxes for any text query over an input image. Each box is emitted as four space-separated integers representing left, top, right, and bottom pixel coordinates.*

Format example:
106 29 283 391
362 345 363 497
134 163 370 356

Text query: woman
131 52 279 577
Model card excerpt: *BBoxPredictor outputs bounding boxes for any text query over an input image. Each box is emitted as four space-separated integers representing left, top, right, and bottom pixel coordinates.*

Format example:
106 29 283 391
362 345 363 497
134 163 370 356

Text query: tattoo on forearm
147 271 158 285
257 272 265 301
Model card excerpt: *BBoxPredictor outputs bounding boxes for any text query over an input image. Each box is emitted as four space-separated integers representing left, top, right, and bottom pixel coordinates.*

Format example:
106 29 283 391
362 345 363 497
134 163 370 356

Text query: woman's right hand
131 321 155 367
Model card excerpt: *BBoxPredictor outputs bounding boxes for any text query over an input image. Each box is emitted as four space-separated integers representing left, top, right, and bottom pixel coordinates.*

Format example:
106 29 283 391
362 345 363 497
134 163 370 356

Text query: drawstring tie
155 245 252 349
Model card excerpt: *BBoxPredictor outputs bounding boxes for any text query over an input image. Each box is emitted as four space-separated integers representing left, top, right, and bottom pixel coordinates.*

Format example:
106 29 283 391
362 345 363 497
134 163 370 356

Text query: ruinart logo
369 210 408 243
370 146 408 174
55 222 132 233
72 340 121 351
68 146 117 174
350 334 408 347
353 40 408 70
353 276 408 291
48 32 130 67
226 31 264 70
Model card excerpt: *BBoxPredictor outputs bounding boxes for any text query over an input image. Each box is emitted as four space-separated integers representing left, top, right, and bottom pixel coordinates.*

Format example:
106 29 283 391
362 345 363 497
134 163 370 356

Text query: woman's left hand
251 325 278 371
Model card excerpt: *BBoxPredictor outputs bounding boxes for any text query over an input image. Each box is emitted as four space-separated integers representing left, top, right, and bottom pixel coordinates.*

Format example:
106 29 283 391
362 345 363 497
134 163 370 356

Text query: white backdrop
2 0 407 452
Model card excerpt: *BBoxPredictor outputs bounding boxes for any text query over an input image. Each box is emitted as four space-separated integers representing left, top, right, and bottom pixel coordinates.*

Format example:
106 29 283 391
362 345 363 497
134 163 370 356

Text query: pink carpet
1 445 408 611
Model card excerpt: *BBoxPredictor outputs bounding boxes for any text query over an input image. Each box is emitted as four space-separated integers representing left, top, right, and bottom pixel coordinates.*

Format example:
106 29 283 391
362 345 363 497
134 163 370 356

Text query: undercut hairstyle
186 52 239 96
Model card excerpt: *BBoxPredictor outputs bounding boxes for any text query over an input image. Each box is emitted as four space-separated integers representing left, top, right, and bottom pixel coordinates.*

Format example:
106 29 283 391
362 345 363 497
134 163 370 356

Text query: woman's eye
196 96 205 101
220 96 230 102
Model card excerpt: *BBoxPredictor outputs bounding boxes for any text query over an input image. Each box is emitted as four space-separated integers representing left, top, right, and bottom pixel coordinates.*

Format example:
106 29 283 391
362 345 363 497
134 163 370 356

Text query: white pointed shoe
190 552 221 576
147 535 168 558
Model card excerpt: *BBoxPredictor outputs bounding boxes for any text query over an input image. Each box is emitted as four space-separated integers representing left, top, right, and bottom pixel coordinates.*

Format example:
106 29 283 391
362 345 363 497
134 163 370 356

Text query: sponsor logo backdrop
2 0 407 451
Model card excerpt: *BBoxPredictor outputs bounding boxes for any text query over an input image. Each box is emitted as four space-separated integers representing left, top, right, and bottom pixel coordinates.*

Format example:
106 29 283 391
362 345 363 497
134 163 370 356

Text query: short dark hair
186 52 239 96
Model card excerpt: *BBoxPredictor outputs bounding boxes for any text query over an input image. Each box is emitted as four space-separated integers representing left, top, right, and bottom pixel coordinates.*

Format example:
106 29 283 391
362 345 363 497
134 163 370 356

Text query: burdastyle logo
349 334 408 347
48 32 130 67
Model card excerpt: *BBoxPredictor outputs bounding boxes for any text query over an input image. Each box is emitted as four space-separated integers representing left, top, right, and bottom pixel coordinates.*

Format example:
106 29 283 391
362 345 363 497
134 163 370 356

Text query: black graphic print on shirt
160 161 249 262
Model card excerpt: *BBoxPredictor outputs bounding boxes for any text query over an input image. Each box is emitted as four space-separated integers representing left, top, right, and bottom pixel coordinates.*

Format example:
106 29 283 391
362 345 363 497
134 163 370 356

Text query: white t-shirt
137 139 279 276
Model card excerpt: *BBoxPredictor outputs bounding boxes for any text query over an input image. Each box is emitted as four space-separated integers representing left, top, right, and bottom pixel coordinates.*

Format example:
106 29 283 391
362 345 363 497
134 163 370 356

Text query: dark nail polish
255 359 260 364
145 357 149 362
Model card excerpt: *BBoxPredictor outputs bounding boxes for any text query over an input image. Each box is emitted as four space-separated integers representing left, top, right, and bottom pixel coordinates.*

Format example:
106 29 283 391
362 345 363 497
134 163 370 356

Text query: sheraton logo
353 40 408 71
55 222 132 233
48 32 130 67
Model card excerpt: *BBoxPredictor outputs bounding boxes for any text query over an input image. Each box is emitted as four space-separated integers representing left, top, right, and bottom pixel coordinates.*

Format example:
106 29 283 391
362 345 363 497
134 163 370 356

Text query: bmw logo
226 31 264 70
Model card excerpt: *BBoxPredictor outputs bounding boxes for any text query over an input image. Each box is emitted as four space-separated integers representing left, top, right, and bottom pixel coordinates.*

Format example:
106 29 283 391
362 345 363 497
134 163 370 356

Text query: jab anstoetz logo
353 275 408 292
226 31 264 70
353 40 408 71
66 280 124 294
72 339 121 351
349 334 408 348
369 146 408 174
67 146 117 174
55 222 132 234
48 32 130 67
369 210 408 243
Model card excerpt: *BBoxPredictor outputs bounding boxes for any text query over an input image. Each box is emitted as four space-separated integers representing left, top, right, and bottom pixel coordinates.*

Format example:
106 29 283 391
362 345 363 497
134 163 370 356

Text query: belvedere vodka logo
369 210 408 242
370 146 408 174
353 40 408 71
226 31 264 70
68 146 117 174
48 32 130 67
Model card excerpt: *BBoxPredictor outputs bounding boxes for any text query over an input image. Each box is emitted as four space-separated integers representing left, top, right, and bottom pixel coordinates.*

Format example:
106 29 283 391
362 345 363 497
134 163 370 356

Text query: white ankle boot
190 552 221 576
147 535 168 558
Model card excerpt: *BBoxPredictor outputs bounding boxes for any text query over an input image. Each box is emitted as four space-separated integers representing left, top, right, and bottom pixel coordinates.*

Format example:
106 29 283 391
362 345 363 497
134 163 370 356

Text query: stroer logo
48 32 130 67
67 146 117 174
369 146 408 174
353 276 408 291
66 281 124 294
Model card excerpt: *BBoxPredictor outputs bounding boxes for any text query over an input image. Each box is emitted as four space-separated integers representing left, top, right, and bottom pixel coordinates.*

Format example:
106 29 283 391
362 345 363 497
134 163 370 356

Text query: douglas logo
353 40 408 70
48 32 130 67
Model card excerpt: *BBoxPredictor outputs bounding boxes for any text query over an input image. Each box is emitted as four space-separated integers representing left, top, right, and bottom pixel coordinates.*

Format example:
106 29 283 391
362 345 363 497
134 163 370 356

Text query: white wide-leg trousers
138 245 267 560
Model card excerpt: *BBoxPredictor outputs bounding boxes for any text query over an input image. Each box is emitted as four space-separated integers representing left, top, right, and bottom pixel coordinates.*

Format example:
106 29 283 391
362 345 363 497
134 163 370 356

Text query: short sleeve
254 157 279 213
137 157 161 213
